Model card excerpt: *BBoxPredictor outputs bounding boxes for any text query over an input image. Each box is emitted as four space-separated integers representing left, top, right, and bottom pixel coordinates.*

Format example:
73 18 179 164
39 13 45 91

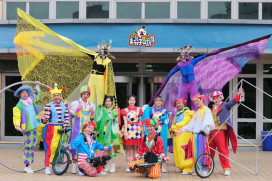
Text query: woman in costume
95 95 120 173
69 85 95 175
13 82 42 173
88 41 116 106
121 95 143 172
169 98 194 174
182 95 215 165
142 96 170 172
42 84 70 175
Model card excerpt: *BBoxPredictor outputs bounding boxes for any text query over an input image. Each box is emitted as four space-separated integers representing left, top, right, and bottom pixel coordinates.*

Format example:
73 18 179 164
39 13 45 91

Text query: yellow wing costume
14 9 116 104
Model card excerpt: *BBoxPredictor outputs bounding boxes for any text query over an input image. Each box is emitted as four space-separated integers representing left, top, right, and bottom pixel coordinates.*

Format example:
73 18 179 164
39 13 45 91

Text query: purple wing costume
149 34 271 126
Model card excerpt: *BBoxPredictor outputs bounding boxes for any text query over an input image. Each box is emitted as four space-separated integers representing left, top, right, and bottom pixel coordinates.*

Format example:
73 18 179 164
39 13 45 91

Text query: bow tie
21 97 33 107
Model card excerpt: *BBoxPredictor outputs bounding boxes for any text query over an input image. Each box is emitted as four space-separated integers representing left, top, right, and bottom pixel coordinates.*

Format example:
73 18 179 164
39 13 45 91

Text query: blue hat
14 86 33 97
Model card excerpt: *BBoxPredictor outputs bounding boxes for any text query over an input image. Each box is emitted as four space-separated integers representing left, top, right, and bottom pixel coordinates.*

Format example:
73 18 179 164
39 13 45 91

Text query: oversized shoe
109 164 115 173
24 166 34 174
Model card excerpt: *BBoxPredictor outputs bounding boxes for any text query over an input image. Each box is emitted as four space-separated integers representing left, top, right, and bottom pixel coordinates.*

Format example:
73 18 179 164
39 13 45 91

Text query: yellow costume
170 107 194 173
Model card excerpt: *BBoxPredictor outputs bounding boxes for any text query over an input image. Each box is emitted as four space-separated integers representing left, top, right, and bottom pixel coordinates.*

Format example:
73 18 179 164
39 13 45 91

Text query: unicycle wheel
194 153 214 178
52 150 70 175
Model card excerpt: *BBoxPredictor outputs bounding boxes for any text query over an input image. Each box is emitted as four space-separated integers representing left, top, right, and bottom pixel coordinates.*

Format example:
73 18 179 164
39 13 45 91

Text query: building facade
0 0 272 146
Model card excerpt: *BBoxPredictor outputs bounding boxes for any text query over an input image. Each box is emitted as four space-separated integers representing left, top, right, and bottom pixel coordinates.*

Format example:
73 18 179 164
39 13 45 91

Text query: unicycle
194 130 214 178
52 128 72 175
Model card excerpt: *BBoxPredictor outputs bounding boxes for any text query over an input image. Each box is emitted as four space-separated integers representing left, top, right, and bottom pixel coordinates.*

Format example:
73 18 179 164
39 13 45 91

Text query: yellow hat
47 83 65 99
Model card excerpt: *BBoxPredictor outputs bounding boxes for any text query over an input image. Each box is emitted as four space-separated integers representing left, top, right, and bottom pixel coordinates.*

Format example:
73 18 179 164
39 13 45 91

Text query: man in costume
13 82 42 173
65 120 116 177
182 95 215 164
166 46 206 110
42 83 70 175
88 40 116 106
142 96 170 172
69 85 95 174
128 119 170 179
169 98 194 174
208 89 243 176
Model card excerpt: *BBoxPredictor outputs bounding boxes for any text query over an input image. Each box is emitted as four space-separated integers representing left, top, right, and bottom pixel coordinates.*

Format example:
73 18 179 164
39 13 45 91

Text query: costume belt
48 122 63 126
91 70 104 75
127 122 140 124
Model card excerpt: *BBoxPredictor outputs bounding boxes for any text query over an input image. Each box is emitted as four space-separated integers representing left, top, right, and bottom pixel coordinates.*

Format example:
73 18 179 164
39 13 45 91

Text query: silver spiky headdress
97 40 115 61
176 45 194 62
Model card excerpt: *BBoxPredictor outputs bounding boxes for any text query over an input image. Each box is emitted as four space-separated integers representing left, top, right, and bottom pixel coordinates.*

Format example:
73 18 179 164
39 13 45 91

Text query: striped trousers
129 159 161 179
78 151 106 177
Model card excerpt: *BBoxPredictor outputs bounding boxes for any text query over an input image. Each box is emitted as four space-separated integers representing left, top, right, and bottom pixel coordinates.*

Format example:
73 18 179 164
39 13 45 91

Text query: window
239 3 258 20
240 64 256 74
56 1 79 19
113 63 139 72
238 122 256 139
263 78 272 119
116 2 141 19
263 3 272 20
145 63 176 72
6 2 26 20
208 2 231 19
86 1 109 18
30 2 49 19
238 78 256 118
145 2 170 19
177 2 200 19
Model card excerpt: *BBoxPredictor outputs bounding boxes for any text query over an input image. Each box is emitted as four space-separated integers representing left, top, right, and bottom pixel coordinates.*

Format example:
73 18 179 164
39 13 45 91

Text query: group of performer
12 79 243 178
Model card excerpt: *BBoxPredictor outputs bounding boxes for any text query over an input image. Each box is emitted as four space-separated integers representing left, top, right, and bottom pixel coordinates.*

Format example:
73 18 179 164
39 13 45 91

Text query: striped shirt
44 101 70 127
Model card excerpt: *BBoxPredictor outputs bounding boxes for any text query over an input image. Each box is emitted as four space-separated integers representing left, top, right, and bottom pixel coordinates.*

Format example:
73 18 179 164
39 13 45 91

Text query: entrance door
115 76 138 109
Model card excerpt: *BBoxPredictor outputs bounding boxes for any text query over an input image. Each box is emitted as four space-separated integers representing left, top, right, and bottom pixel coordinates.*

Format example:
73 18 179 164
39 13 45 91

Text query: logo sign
128 26 156 47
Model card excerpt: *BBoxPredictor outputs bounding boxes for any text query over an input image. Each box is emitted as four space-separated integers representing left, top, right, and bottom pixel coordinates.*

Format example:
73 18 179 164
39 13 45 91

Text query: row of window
5 1 272 20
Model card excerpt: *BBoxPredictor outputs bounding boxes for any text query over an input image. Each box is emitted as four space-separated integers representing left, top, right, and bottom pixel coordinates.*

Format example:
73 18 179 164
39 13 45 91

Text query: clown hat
14 86 32 97
82 120 96 132
209 91 224 101
80 85 91 96
47 83 65 99
142 119 158 127
174 98 186 107
192 94 206 103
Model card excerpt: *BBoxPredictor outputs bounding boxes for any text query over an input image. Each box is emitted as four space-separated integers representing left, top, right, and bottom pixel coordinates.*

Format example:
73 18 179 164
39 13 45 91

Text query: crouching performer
65 120 116 176
128 119 170 179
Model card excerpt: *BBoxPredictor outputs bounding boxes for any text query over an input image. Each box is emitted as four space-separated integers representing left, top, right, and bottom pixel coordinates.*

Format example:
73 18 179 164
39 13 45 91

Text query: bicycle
194 130 215 178
52 128 72 175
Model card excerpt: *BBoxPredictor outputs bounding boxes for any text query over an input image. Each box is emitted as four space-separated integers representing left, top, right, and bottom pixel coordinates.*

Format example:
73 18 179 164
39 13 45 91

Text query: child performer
13 82 42 173
42 84 70 175
182 95 215 166
128 119 170 179
97 96 120 173
142 96 170 172
69 85 95 174
169 98 194 174
65 121 116 177
208 88 243 176
121 95 143 172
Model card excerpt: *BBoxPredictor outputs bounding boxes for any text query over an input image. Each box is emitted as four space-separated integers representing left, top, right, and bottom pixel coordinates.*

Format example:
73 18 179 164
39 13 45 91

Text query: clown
142 96 171 172
65 121 116 177
128 119 170 179
13 81 42 173
166 46 207 110
88 40 116 106
182 94 215 163
69 85 96 174
42 83 70 175
208 88 243 176
121 95 143 172
169 98 194 174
